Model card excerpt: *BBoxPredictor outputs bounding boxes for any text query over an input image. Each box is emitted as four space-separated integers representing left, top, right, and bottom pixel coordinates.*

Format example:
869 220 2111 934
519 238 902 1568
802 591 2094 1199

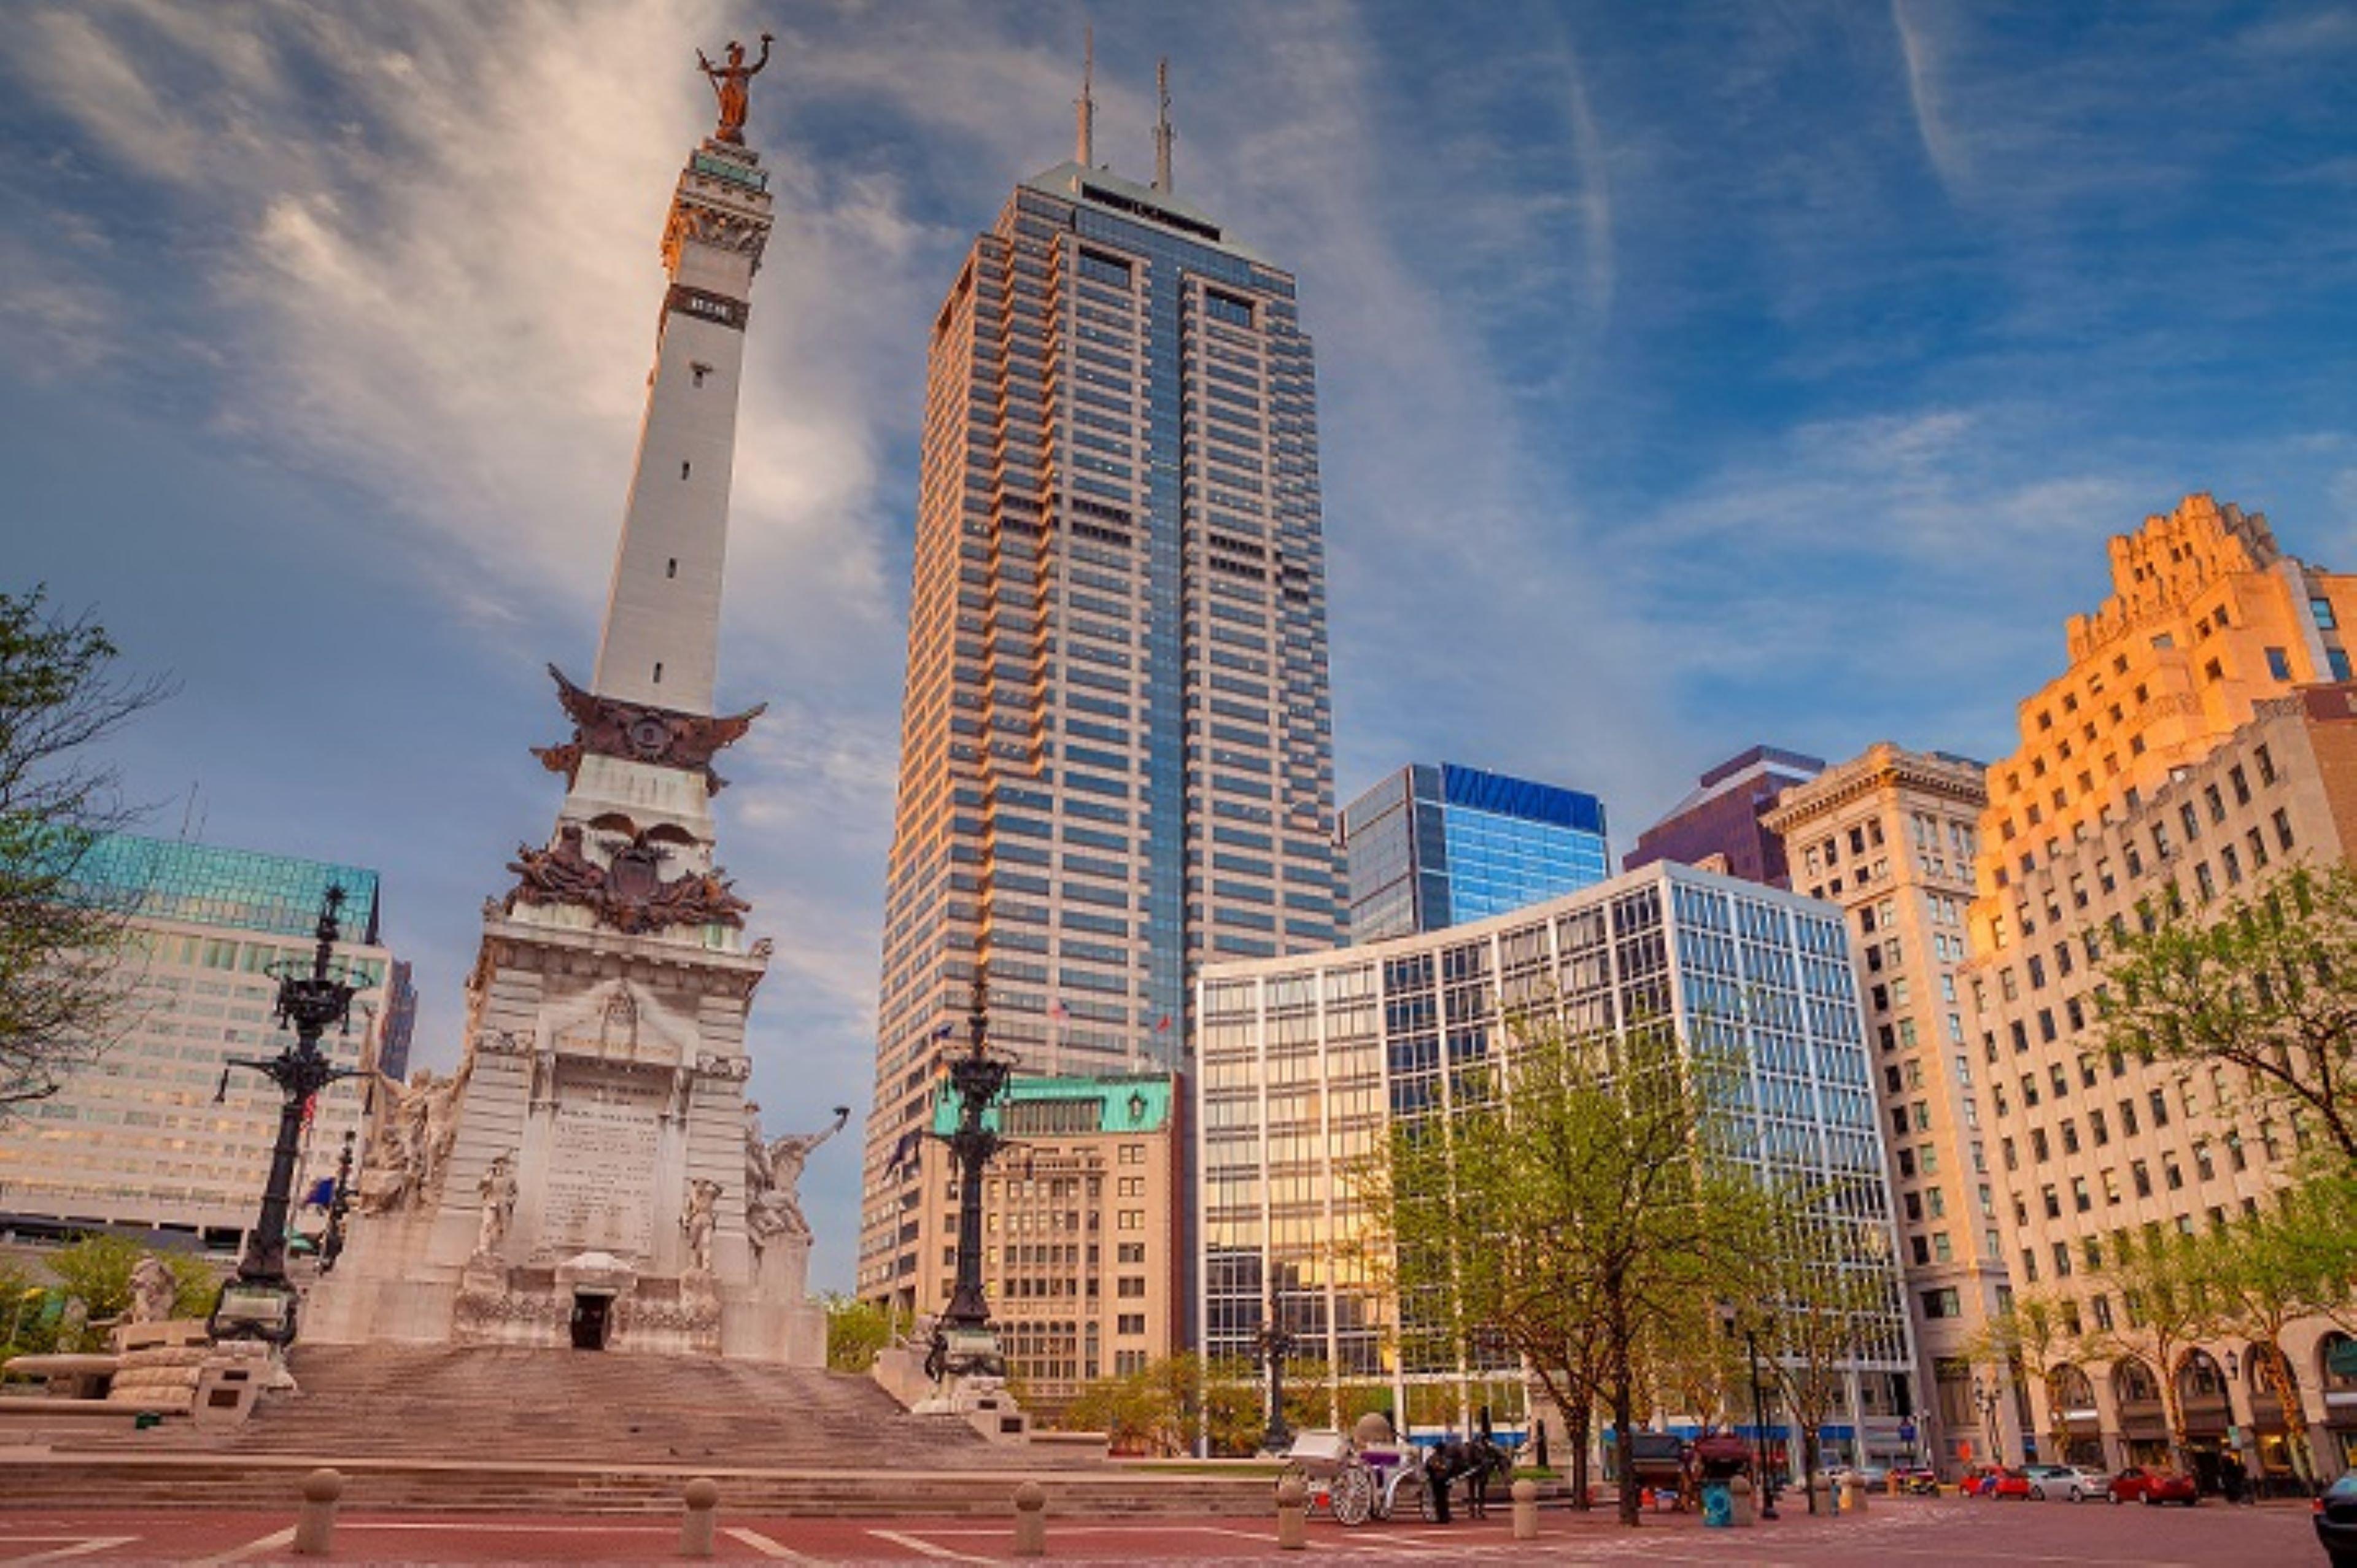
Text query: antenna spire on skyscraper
1076 25 1097 168
1153 56 1174 192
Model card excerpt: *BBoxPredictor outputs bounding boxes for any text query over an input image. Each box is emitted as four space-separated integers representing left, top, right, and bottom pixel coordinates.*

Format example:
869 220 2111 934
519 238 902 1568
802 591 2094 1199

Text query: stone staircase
5 1344 1269 1516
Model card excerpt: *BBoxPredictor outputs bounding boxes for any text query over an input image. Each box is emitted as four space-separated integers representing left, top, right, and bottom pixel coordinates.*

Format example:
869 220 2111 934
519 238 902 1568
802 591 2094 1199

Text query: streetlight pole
319 1129 357 1273
925 974 1013 1385
210 886 363 1345
1745 1324 1780 1520
1258 1318 1298 1454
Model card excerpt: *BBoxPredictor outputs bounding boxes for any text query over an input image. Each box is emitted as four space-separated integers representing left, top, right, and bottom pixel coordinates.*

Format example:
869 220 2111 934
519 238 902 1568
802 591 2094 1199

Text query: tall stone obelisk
308 37 831 1365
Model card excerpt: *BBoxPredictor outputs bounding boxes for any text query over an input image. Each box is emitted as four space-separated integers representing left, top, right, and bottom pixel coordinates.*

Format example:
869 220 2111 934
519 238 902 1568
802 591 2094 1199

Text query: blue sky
2 1 2351 1291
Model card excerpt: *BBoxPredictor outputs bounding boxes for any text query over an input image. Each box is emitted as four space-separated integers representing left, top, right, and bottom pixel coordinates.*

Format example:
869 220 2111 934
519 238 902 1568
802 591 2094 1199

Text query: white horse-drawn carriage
1278 1427 1436 1526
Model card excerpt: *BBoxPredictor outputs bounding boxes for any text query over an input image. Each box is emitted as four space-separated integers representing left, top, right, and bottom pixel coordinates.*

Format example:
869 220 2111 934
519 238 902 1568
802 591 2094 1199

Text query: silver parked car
2024 1462 2106 1501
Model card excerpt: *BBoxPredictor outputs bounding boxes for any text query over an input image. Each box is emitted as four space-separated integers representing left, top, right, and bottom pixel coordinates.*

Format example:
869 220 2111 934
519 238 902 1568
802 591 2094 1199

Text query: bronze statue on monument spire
697 33 775 145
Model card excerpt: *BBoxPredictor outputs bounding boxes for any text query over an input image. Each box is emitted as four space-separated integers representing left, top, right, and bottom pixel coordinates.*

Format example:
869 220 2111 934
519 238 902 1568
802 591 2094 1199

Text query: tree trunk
1569 1405 1593 1509
1802 1423 1822 1514
2160 1354 2190 1473
1614 1351 1639 1527
2263 1340 2313 1491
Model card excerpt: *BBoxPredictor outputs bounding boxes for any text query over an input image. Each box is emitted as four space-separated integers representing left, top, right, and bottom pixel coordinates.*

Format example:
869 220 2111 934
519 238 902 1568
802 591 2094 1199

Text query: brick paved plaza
0 1496 2321 1564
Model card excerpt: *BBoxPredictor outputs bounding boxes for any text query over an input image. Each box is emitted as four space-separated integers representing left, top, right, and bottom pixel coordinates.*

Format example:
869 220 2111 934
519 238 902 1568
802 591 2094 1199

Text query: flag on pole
301 1176 336 1208
1048 999 1067 1020
300 1093 317 1127
1155 1015 1172 1033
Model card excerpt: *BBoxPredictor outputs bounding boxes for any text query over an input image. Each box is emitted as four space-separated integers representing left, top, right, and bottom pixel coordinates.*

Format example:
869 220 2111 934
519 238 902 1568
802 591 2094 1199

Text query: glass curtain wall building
1197 860 1919 1461
1343 762 1608 941
861 143 1342 1316
0 835 395 1251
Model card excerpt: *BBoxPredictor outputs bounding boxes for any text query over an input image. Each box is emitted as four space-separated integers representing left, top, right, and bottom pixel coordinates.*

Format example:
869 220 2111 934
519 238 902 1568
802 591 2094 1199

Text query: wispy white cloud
1890 0 1965 198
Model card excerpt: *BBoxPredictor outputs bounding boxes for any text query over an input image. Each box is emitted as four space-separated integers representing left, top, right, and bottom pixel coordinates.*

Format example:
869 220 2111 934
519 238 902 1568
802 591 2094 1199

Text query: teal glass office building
1343 763 1609 941
0 834 393 1249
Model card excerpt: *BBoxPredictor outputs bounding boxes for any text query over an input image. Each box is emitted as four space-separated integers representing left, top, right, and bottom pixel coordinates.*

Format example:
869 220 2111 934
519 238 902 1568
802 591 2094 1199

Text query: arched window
2321 1333 2357 1395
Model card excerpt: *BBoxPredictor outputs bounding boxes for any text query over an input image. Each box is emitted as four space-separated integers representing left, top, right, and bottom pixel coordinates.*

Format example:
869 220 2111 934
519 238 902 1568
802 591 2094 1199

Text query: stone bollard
293 1467 343 1557
1274 1474 1307 1550
679 1478 719 1559
1511 1478 1538 1540
1809 1473 1835 1518
1841 1473 1867 1515
1013 1480 1047 1558
1728 1475 1755 1527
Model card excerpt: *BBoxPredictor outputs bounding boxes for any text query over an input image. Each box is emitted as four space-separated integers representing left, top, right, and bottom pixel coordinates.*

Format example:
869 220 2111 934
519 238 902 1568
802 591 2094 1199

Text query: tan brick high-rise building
1765 746 1998 1475
1963 494 2357 1488
887 1073 1181 1416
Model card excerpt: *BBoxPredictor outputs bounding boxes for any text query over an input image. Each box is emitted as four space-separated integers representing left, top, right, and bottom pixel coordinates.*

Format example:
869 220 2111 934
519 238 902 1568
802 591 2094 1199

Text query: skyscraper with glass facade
0 835 396 1252
1342 762 1609 941
859 111 1342 1319
1196 860 1919 1461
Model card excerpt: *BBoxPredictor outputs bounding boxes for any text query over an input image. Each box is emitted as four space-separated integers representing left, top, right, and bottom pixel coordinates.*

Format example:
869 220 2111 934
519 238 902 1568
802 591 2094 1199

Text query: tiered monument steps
7 1345 1265 1516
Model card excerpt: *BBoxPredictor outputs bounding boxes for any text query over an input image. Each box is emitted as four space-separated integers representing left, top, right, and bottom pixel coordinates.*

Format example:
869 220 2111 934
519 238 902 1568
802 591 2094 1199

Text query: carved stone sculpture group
743 1103 848 1258
360 1057 474 1215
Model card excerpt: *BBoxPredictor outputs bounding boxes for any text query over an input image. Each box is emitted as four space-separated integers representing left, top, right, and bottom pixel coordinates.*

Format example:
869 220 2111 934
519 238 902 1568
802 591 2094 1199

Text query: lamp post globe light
209 886 365 1345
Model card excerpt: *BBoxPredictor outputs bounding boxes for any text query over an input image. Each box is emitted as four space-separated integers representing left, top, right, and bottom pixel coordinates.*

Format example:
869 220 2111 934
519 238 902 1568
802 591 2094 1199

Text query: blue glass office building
861 141 1341 1315
1344 763 1609 941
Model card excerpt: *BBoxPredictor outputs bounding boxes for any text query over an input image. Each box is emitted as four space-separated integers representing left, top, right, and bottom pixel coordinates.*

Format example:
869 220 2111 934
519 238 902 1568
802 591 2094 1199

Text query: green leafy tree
2102 865 2357 1170
0 588 172 1117
1361 1013 1762 1527
821 1294 892 1373
0 1262 59 1358
1740 1200 1903 1508
2198 1176 2357 1486
1964 1291 2077 1464
2088 1226 2219 1469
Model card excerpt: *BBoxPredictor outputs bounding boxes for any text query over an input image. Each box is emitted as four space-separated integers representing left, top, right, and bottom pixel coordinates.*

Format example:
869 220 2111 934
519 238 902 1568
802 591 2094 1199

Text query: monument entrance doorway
570 1294 611 1351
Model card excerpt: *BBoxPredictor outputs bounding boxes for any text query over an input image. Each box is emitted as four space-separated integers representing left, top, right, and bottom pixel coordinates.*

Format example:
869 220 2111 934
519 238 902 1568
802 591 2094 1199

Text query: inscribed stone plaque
544 1099 660 1256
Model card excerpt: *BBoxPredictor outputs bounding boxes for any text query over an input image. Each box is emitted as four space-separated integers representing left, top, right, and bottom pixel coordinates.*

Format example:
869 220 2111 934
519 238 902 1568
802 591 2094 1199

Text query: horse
1460 1434 1514 1518
1430 1435 1515 1519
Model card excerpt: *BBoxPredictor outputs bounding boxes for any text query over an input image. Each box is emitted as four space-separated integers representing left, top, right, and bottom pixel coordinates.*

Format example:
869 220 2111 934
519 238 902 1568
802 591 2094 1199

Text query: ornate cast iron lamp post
210 886 364 1343
1257 1317 1298 1453
925 975 1013 1382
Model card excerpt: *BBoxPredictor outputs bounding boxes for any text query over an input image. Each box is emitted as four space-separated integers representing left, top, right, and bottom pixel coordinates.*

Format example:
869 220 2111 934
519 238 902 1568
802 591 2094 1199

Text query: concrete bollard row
1841 1472 1867 1515
1728 1474 1755 1527
1274 1474 1307 1550
1013 1480 1047 1558
1511 1478 1538 1540
680 1477 720 1559
293 1467 343 1557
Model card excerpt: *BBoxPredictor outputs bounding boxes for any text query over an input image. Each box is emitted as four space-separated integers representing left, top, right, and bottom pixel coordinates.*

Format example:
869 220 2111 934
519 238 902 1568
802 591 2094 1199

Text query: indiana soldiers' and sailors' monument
307 37 841 1363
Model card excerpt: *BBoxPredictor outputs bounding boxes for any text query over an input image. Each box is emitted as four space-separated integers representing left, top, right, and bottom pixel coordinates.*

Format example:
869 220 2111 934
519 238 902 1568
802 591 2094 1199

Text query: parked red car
2107 1466 2199 1506
1989 1469 2035 1500
1960 1466 2005 1497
